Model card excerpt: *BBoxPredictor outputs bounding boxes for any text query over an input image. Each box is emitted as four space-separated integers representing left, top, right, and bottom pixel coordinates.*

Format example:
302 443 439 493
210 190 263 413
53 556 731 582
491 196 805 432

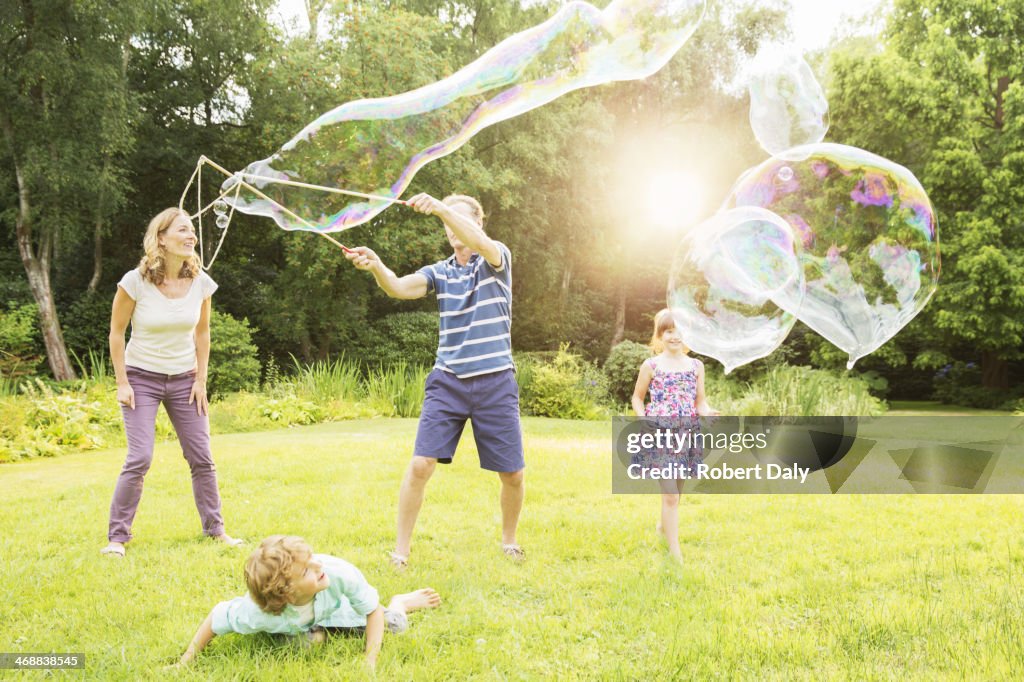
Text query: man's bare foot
213 534 245 546
387 588 442 615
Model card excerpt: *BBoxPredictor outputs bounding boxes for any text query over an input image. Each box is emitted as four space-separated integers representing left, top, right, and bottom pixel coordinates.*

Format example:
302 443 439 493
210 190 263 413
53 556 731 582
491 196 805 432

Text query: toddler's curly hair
244 535 313 614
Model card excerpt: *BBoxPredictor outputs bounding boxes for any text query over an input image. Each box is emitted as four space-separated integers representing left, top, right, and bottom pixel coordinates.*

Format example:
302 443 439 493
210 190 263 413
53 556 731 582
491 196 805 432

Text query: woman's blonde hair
443 194 486 227
244 535 313 615
137 207 201 285
649 308 677 353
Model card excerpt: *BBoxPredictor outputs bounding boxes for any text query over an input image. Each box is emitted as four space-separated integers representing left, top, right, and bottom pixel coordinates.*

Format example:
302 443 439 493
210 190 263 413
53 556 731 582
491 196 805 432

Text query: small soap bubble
216 214 230 230
213 200 229 216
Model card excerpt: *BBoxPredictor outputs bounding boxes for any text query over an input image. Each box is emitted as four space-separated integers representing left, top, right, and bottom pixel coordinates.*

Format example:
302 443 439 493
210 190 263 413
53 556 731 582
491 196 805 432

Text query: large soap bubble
668 206 804 373
727 143 940 367
747 44 829 159
224 0 707 232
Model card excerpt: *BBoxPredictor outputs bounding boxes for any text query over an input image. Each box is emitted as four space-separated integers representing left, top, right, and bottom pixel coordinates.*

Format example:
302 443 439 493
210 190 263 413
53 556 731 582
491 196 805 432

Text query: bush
714 365 886 416
61 292 112 361
209 311 261 396
0 378 177 463
604 340 651 403
359 312 438 369
366 361 430 417
932 361 1018 409
519 345 609 420
291 355 363 404
0 302 43 378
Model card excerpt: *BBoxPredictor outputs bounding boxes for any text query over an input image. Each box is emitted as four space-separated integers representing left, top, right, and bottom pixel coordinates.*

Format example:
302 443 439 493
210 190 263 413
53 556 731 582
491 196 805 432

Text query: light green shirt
210 554 380 636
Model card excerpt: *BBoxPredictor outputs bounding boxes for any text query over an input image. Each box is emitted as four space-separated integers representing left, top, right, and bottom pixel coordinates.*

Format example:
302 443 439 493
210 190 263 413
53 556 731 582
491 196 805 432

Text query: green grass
887 400 1015 417
2 418 1024 679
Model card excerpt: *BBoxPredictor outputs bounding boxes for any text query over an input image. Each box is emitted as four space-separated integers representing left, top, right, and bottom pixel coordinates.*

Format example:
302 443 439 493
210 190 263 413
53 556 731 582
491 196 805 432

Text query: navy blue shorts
414 369 525 473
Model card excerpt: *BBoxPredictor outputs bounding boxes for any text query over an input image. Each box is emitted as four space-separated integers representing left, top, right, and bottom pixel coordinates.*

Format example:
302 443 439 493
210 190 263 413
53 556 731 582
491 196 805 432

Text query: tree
828 0 1024 389
0 0 138 380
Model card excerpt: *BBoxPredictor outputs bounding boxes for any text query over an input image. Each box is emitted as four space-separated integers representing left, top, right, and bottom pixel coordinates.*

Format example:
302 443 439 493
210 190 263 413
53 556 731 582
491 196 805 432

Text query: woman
101 208 241 557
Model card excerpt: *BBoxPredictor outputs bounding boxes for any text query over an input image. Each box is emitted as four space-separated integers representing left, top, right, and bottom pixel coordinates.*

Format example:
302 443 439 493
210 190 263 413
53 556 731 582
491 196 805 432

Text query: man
346 192 525 568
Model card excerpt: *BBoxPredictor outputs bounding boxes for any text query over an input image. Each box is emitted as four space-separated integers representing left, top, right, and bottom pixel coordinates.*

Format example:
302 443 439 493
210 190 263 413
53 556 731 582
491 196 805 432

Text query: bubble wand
180 156 411 264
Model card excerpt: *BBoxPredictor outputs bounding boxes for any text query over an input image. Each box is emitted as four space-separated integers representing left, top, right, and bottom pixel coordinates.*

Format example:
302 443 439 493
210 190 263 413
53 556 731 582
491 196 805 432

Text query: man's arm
345 246 428 300
408 193 502 267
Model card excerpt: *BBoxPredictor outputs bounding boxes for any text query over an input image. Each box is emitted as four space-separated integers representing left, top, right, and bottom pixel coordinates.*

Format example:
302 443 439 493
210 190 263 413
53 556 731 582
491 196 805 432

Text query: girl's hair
244 535 314 615
649 308 676 353
137 207 201 285
443 194 486 227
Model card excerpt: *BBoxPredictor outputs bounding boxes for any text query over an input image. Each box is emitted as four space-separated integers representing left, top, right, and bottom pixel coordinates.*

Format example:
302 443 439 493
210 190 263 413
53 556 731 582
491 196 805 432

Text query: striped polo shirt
417 241 513 378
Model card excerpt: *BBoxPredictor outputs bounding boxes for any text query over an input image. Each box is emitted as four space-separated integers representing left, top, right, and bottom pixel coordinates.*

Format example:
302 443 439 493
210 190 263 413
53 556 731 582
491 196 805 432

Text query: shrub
291 355 363 404
61 292 112 361
208 311 261 396
715 365 886 416
0 302 43 378
520 345 609 420
932 361 1018 409
360 312 438 369
366 361 430 417
604 340 651 403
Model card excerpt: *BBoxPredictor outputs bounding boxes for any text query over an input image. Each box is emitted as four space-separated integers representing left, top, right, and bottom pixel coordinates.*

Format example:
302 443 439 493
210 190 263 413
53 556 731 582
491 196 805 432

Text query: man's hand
345 246 382 272
407 192 445 216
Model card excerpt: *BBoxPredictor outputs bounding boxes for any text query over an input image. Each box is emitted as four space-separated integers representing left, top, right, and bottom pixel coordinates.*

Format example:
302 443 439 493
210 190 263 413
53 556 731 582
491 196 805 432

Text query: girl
101 208 242 557
631 308 717 561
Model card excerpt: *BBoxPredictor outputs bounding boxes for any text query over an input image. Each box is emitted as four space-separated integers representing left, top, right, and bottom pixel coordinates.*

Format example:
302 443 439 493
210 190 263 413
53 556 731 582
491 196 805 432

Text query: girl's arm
109 288 136 410
363 606 385 670
694 360 719 416
190 297 212 416
178 612 216 666
630 360 654 416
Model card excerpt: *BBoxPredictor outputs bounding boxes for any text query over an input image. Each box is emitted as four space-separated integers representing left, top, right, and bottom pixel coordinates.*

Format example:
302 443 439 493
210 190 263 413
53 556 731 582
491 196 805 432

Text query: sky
273 0 889 51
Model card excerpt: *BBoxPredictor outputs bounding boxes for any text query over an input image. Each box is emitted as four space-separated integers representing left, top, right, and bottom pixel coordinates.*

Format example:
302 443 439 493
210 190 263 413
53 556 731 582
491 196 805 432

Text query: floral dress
632 357 703 473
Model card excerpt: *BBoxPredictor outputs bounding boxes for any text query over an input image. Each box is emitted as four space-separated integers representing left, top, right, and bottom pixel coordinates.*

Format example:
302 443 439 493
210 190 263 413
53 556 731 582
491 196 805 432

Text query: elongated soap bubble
727 143 940 368
668 207 804 373
223 0 707 232
747 44 829 159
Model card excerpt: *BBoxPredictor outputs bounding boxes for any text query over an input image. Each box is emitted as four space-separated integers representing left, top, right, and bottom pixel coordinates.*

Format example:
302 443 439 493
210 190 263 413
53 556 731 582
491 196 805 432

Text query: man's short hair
443 194 486 227
244 535 313 614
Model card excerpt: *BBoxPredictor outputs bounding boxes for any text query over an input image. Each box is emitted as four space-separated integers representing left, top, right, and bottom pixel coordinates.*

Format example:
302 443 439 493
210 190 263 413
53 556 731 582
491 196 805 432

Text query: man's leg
399 369 469 562
395 456 436 558
498 468 524 547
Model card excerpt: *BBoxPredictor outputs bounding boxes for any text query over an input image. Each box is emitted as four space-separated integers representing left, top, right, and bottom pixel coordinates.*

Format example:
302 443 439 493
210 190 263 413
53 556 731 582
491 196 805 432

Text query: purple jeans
107 366 225 543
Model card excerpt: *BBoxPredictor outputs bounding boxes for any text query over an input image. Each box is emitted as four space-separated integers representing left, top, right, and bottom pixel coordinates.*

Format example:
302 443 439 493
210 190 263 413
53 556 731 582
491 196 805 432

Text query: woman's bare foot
387 588 442 615
213 534 245 546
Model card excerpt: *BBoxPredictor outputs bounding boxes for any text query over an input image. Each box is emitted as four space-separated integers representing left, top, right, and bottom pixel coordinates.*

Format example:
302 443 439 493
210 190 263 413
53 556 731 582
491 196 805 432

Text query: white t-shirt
117 269 218 375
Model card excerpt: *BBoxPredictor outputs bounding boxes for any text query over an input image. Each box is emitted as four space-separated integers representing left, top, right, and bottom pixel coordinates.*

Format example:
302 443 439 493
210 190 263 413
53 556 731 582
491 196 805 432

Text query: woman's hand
116 383 135 410
189 379 209 416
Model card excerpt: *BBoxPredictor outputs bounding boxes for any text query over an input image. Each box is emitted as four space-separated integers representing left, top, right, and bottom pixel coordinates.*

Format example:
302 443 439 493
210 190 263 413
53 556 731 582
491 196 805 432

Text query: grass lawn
2 417 1023 679
887 400 1016 417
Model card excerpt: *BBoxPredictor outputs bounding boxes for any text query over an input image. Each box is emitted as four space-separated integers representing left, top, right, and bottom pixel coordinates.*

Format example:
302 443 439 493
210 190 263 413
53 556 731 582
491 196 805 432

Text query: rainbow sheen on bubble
727 142 940 367
747 44 829 159
222 0 707 232
668 207 804 373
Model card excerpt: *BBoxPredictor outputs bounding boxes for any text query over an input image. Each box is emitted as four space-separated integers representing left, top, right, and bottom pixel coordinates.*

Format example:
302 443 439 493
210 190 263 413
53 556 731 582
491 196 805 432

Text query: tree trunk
609 287 626 353
981 351 1008 390
87 210 103 293
3 114 77 381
